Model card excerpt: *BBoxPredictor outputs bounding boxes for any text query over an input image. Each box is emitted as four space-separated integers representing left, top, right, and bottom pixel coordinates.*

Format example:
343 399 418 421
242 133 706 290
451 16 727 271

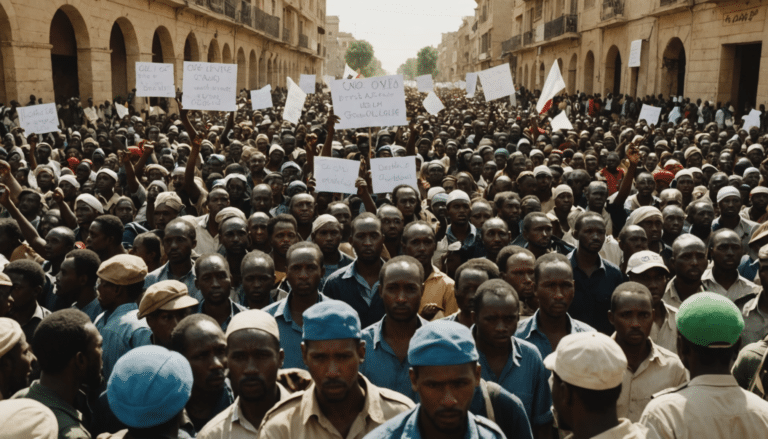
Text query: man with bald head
219 216 249 290
663 235 708 309
248 212 271 253
145 218 203 300
184 188 230 255
702 229 760 308
618 225 648 274
195 253 247 331
661 205 686 249
658 188 683 211
378 204 405 260
714 186 758 259
250 183 273 216
481 218 511 263
686 200 715 243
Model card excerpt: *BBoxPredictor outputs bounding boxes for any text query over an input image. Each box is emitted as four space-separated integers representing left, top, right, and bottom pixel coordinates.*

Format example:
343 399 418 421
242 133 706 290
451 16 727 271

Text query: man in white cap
626 251 677 352
742 186 768 223
0 317 35 401
545 332 655 438
95 168 120 213
433 190 486 265
627 206 671 267
0 399 58 438
713 185 758 258
533 165 555 213
311 214 353 289
74 193 103 242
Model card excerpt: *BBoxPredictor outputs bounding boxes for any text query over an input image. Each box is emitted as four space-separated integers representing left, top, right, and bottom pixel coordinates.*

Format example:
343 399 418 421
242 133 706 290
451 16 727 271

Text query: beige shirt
662 277 705 310
257 374 414 439
183 214 220 255
701 268 760 304
649 302 679 353
420 266 458 320
614 338 688 422
564 418 658 439
640 374 768 438
197 383 290 439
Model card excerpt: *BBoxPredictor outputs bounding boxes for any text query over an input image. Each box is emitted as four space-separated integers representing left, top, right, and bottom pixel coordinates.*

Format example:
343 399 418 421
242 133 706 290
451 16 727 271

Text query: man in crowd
145 218 203 300
448 259 499 327
195 253 246 331
663 235 708 309
378 204 405 260
702 229 760 308
714 186 758 258
311 214 353 289
137 280 198 349
4 260 50 341
497 245 538 317
0 318 35 401
626 251 678 352
55 249 102 321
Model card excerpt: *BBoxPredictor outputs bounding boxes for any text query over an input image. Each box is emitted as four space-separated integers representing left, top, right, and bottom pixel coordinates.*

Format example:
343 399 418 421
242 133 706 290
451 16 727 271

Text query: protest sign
282 77 307 125
743 109 762 131
330 74 407 129
551 111 573 131
83 107 99 123
300 74 316 94
466 72 478 98
149 106 165 116
17 103 59 135
629 40 642 68
135 62 175 98
423 91 444 116
416 75 433 92
638 104 662 126
181 62 237 112
250 85 273 110
314 157 359 194
114 103 129 119
477 64 515 102
370 157 418 194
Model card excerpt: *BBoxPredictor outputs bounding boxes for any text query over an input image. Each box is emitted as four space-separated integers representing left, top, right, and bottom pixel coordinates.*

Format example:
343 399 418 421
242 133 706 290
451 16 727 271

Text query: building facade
0 0 325 105
323 15 356 78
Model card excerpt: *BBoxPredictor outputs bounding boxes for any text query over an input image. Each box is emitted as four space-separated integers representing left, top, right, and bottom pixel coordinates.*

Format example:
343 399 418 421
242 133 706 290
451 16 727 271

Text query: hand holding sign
17 103 60 135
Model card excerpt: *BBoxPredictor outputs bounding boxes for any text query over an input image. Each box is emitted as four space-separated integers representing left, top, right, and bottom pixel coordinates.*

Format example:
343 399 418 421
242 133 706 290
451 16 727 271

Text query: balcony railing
659 0 678 5
224 0 236 18
602 0 624 20
544 15 578 40
265 15 280 39
283 27 291 43
299 34 309 49
239 1 251 24
523 30 534 46
502 35 522 54
254 7 268 31
195 0 206 6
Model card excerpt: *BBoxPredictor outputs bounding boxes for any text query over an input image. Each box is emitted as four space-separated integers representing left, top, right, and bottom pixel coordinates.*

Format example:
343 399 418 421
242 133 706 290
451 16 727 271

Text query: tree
345 41 374 71
397 58 418 80
416 46 439 77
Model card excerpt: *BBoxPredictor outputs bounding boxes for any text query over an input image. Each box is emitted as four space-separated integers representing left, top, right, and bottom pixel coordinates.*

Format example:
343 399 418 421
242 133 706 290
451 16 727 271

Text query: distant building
324 15 357 79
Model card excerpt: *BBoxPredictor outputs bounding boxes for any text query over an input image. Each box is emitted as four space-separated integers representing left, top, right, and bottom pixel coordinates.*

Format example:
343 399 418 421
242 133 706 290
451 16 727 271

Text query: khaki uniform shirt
700 268 760 306
649 302 678 353
184 214 220 255
565 419 658 439
257 374 413 439
613 338 688 422
420 266 458 320
197 383 290 439
662 277 704 309
639 374 768 439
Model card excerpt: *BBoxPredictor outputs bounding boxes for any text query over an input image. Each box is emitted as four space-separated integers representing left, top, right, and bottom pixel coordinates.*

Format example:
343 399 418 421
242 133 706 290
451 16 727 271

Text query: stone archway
184 32 200 62
208 39 220 62
152 26 174 64
236 47 246 90
259 52 267 88
662 37 686 97
523 64 529 91
110 18 140 101
538 62 545 89
568 53 577 94
605 45 622 95
222 43 232 64
584 50 595 95
50 6 92 102
249 50 258 89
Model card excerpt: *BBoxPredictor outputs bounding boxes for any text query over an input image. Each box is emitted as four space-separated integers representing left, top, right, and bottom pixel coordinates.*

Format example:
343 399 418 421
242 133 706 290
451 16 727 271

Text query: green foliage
345 41 374 71
397 58 418 80
416 46 439 77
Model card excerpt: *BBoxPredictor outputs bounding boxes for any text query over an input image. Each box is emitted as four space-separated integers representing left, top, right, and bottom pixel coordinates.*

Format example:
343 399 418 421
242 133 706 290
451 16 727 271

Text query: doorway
737 44 761 113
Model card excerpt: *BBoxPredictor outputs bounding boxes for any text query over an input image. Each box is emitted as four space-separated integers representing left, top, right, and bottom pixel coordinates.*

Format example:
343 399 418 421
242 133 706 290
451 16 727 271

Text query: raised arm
320 109 338 158
133 142 154 177
0 184 46 255
184 132 202 202
405 119 418 156
27 134 38 171
53 188 77 229
120 150 140 195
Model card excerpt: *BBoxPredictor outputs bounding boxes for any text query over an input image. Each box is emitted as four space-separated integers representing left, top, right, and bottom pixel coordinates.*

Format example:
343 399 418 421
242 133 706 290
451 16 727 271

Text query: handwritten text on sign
314 157 359 194
330 74 407 129
370 157 418 194
182 62 237 112
18 103 60 135
135 63 175 98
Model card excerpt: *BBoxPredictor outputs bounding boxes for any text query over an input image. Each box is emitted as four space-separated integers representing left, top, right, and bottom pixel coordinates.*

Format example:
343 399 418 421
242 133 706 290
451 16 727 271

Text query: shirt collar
446 223 478 243
275 292 325 324
372 315 429 348
300 374 387 426
159 261 195 280
568 249 606 273
232 383 289 429
403 406 481 439
743 292 763 315
687 374 740 388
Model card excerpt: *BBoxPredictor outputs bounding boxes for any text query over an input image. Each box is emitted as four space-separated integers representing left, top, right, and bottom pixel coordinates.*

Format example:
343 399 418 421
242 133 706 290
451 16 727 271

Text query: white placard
628 40 642 68
668 107 682 124
743 110 762 131
423 91 444 116
314 157 359 194
300 74 316 94
149 106 165 116
83 107 99 123
181 62 237 112
477 64 515 102
416 75 433 92
330 74 407 129
551 111 573 131
114 103 129 119
135 62 175 98
466 72 478 98
282 77 307 125
17 103 60 135
250 85 273 110
638 104 662 126
370 157 418 194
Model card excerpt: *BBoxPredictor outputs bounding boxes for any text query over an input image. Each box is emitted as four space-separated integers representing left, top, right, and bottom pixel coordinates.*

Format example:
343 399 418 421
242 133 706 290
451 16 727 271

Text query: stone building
323 15 356 78
0 0 325 105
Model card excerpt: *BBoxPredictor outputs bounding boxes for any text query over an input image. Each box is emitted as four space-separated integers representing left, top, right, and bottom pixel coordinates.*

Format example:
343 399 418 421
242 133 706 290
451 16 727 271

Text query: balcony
208 0 223 14
239 1 251 24
224 0 236 18
265 15 280 39
283 27 291 43
501 35 522 54
523 30 534 46
601 0 624 20
300 34 309 49
544 15 578 40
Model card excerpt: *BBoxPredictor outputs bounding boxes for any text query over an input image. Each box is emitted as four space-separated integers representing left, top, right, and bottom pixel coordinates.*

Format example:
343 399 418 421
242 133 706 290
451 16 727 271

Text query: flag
536 61 566 114
539 99 552 115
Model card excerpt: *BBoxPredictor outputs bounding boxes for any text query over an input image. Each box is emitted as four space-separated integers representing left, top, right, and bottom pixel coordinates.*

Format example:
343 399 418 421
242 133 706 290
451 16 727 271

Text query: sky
326 0 477 75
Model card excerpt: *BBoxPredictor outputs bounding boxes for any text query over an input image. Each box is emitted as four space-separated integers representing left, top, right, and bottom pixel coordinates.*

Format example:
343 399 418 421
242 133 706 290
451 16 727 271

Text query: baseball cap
626 250 669 275
544 332 627 390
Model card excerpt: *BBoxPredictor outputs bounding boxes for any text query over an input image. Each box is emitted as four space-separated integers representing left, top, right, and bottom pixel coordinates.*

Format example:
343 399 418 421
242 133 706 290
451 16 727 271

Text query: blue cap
408 321 479 366
302 300 361 341
107 345 193 429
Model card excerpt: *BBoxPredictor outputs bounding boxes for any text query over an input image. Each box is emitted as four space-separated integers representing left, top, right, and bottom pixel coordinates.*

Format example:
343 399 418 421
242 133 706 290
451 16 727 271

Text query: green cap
677 292 744 348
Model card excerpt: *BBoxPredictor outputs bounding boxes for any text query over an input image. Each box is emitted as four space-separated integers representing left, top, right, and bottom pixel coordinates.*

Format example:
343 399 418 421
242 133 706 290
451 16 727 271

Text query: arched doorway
568 54 577 94
584 51 594 95
208 39 220 62
662 38 686 97
538 62 545 89
50 7 91 102
110 19 139 102
152 27 174 64
236 48 246 90
249 50 258 89
184 32 200 62
259 53 267 88
605 45 621 95
222 43 232 64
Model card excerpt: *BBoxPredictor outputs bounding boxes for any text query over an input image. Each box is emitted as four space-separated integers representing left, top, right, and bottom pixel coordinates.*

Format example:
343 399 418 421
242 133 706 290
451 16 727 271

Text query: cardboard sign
299 74 316 94
135 62 175 98
743 109 761 131
370 157 418 194
114 103 129 119
282 77 307 125
416 75 433 92
638 104 662 126
423 91 444 116
181 62 237 112
477 65 515 102
466 72 478 98
330 74 407 129
628 40 642 68
551 111 573 131
250 85 273 110
314 157 359 194
17 103 60 135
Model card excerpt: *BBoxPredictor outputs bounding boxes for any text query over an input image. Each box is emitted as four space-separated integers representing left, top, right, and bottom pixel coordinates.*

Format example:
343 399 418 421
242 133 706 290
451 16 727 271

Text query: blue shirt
515 310 596 358
320 250 355 290
360 315 430 401
94 303 153 380
323 260 385 329
363 405 505 439
75 297 103 323
739 255 759 282
444 223 485 259
568 250 626 334
476 336 554 427
469 384 534 439
196 299 247 331
263 292 327 370
144 262 203 301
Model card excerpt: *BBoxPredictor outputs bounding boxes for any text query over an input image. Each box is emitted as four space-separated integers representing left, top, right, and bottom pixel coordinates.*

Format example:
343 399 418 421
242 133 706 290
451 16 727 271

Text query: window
535 0 543 20
271 0 275 14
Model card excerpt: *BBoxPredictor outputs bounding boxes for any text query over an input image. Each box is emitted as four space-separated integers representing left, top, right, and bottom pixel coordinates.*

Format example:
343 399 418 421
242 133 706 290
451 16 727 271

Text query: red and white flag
536 61 566 114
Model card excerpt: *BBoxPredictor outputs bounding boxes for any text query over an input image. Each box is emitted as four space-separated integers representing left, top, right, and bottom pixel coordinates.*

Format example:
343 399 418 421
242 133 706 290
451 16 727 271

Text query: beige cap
626 250 669 275
0 399 58 439
225 309 280 341
97 255 148 286
215 207 247 225
544 332 627 390
0 272 11 286
138 280 199 319
0 318 23 358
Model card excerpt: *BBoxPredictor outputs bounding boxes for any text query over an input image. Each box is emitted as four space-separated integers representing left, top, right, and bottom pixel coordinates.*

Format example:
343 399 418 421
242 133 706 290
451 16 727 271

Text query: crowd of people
0 79 767 439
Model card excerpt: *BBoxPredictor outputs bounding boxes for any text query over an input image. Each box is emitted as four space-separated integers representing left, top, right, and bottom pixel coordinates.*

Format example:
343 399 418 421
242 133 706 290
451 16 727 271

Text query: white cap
446 189 470 206
544 332 627 390
626 250 669 275
717 186 741 203
533 165 552 177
